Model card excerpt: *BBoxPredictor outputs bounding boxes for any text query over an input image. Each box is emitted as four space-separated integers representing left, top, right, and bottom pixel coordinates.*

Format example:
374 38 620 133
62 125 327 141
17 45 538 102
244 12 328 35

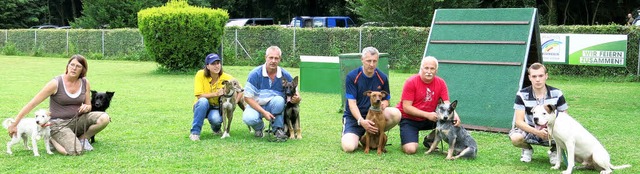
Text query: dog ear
544 104 557 113
91 90 97 98
437 98 444 105
281 78 289 86
450 100 457 110
364 90 372 96
380 91 388 98
222 80 229 85
292 76 299 86
106 91 115 99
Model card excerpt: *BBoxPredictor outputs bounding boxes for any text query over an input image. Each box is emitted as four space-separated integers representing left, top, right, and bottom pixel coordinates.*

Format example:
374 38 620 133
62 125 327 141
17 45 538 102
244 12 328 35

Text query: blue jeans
190 98 222 135
242 96 285 131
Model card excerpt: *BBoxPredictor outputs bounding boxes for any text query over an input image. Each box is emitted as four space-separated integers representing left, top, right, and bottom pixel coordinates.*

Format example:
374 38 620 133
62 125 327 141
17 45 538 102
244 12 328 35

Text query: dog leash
49 112 87 155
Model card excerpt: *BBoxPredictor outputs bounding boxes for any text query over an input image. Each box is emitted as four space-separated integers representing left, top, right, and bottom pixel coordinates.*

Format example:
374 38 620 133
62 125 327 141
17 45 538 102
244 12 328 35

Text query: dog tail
611 164 631 170
2 118 15 129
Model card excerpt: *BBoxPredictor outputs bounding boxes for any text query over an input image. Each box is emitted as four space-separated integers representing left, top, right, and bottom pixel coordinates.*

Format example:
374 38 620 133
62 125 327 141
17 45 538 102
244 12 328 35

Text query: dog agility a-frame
423 8 542 132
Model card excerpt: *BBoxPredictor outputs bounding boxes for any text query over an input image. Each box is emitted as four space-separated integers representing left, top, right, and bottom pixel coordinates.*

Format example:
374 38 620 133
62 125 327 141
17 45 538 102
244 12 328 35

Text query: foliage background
1 25 639 76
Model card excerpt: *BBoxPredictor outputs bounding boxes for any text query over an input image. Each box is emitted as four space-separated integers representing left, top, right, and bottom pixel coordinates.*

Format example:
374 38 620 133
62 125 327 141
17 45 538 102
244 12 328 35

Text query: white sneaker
520 148 533 162
81 139 94 151
189 134 200 141
548 150 559 165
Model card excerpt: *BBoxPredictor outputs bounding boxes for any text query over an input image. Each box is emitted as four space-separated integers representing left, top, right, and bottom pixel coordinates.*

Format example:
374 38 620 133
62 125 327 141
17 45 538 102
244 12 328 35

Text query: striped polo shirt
513 85 568 128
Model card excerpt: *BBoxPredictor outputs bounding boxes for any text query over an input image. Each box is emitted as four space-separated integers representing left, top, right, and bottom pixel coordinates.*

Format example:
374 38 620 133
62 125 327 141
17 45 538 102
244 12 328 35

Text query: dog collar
41 123 52 128
369 106 381 112
222 90 235 98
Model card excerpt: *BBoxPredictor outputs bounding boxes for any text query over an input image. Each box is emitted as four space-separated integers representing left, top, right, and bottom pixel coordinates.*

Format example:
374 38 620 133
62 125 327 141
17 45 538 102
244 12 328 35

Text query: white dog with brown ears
3 109 54 156
531 104 631 174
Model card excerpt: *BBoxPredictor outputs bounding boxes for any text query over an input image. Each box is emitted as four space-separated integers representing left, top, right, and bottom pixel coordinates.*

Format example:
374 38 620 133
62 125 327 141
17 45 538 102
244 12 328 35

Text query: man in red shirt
396 56 461 154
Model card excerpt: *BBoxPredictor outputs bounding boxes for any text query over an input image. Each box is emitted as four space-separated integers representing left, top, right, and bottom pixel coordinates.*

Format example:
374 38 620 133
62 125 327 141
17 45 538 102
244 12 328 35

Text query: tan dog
532 104 631 174
219 79 245 138
360 90 388 155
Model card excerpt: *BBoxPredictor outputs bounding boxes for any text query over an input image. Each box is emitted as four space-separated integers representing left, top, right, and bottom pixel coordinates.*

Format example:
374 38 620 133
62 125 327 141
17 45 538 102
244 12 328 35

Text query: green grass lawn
0 56 638 173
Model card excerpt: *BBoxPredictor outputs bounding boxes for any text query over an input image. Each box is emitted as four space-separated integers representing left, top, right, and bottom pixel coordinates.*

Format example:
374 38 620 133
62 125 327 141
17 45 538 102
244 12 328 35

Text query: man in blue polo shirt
341 47 401 153
243 46 301 141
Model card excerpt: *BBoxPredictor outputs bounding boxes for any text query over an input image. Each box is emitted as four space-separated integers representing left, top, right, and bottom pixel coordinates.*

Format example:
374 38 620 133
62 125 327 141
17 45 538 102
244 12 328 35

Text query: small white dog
532 104 631 174
3 109 54 156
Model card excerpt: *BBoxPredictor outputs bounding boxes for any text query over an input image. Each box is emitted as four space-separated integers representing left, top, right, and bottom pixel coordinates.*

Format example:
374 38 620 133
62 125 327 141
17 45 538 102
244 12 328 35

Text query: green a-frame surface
424 8 541 132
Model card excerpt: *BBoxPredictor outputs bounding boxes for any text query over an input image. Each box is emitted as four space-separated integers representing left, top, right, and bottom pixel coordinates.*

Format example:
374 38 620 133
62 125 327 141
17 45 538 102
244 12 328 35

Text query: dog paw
446 156 455 160
34 153 40 157
46 150 54 155
296 135 302 139
6 151 12 155
551 166 560 170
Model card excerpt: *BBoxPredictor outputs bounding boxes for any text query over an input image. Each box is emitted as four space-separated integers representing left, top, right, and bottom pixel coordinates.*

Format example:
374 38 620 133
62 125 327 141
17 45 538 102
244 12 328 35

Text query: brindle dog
219 79 245 138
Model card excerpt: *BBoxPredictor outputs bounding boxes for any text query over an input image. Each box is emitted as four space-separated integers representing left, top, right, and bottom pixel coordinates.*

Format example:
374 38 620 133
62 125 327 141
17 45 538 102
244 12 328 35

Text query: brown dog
360 90 388 155
219 79 245 138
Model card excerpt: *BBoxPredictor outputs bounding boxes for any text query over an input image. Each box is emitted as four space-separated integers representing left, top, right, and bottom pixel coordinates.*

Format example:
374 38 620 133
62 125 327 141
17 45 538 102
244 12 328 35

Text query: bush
138 0 229 72
1 42 18 55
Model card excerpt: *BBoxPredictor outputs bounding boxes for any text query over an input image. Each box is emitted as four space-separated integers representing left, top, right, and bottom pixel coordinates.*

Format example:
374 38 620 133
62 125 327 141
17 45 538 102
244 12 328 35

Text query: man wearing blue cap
190 53 243 141
243 46 301 141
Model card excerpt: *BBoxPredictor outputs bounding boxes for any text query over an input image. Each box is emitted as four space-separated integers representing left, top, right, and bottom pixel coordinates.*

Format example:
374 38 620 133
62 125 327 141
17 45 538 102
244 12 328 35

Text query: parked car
289 16 356 28
56 26 72 29
226 18 274 27
29 25 58 29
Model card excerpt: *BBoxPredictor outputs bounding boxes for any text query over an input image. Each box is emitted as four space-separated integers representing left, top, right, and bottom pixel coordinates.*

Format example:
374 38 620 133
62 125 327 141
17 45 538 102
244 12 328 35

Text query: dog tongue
287 96 292 103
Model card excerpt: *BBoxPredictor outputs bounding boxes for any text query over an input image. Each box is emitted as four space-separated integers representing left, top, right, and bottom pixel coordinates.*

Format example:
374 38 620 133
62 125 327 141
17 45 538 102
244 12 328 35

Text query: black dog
89 90 115 143
282 76 301 139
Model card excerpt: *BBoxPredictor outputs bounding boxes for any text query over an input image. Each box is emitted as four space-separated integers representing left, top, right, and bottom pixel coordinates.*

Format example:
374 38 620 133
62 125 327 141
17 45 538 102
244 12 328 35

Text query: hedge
0 25 638 76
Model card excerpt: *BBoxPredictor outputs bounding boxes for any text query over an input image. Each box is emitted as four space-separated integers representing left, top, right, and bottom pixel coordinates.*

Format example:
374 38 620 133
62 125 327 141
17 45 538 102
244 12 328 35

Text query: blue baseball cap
205 53 221 64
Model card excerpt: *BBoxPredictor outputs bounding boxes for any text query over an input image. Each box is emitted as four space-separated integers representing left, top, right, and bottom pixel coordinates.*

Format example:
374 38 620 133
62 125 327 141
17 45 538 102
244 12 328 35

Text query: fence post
293 26 296 57
235 29 238 60
102 30 105 57
359 28 362 52
4 30 7 44
66 30 69 55
34 31 37 52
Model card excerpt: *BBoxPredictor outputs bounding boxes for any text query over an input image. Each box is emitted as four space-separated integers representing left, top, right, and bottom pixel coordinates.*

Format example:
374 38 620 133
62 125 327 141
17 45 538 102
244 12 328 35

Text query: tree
72 0 164 29
347 0 478 27
0 0 49 29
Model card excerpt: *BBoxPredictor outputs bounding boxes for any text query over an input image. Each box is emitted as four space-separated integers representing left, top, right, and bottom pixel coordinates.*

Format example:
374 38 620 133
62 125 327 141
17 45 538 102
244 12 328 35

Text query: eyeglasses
68 63 84 69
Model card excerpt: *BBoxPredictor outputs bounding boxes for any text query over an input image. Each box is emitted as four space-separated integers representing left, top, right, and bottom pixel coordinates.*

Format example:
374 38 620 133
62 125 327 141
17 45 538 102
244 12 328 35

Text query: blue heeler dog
425 99 477 160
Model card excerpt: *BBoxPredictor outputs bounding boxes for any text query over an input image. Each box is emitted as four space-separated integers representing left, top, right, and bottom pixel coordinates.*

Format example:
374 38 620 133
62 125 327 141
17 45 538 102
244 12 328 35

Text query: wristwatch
357 118 363 126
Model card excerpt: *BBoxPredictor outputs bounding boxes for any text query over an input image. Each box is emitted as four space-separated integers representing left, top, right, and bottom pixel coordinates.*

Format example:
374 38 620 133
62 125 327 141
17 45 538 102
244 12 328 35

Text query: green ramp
424 8 542 132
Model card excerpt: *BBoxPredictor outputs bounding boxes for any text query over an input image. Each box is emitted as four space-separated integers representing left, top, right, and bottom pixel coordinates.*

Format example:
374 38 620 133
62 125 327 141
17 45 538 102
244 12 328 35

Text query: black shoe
275 128 288 142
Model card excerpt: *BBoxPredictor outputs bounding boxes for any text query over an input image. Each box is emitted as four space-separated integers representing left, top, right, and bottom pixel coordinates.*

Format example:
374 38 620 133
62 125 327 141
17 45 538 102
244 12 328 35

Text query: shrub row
0 25 638 75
